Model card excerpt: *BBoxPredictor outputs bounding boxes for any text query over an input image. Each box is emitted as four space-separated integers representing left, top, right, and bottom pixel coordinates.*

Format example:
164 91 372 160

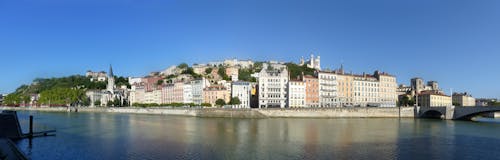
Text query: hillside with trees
2 75 129 106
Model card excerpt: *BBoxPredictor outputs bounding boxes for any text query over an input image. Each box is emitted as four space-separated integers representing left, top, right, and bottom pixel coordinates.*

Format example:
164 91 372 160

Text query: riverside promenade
0 106 415 118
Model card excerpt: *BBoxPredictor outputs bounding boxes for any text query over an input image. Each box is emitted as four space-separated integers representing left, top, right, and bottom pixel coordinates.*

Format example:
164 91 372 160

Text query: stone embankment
0 106 415 118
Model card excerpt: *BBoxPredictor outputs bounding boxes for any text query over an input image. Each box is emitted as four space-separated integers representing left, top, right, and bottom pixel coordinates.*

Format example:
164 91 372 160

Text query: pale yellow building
336 73 354 107
452 92 476 106
418 91 452 107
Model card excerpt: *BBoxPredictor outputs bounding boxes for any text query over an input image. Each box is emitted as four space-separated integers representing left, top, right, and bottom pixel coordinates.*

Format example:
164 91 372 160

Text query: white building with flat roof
288 80 306 108
318 71 338 107
453 92 476 107
183 83 193 104
231 81 252 108
258 63 289 108
353 75 380 107
191 78 210 105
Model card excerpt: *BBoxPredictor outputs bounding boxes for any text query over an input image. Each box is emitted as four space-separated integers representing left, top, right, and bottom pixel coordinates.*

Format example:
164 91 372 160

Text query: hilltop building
299 54 321 70
86 70 107 82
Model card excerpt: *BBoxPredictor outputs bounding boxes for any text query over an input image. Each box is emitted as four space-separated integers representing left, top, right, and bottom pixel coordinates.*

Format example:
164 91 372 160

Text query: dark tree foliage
205 68 213 74
215 99 226 107
238 69 256 82
285 63 316 79
229 97 241 105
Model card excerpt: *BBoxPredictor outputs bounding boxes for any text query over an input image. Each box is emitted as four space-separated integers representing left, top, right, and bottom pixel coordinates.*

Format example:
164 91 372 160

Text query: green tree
238 69 256 82
217 66 230 80
82 97 91 106
38 88 85 106
201 103 212 107
229 97 241 105
182 67 202 79
178 63 189 69
2 93 30 106
157 79 164 86
253 62 264 71
107 100 113 107
94 100 101 106
205 68 213 74
215 99 226 107
399 96 410 107
113 97 121 107
115 76 130 88
285 62 316 79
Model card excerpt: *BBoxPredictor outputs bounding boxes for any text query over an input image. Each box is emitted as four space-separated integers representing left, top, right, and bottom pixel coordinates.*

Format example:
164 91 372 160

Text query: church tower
107 65 115 93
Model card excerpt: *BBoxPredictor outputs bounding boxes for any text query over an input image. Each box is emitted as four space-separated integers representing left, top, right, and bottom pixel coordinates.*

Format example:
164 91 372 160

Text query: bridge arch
420 110 445 119
453 108 500 120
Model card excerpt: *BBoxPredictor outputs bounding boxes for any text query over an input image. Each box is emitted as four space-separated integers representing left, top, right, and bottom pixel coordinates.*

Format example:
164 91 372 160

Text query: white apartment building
258 63 289 108
231 81 252 108
353 75 380 107
288 80 306 108
191 78 210 105
318 71 338 107
183 83 193 104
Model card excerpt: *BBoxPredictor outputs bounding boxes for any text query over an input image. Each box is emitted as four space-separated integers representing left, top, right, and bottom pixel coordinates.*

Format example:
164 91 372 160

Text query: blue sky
0 0 499 98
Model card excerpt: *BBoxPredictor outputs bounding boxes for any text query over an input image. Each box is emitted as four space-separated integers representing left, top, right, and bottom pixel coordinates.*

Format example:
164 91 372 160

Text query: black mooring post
29 115 33 138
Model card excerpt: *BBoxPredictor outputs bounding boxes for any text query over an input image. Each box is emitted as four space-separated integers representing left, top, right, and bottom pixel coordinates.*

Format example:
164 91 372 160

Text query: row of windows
354 87 378 92
354 92 378 97
261 100 283 104
319 75 337 80
265 94 285 98
265 79 288 82
354 82 379 87
261 88 282 92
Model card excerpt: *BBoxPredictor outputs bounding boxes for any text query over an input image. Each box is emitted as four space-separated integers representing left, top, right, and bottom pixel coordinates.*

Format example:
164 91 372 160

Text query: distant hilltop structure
85 70 107 82
300 54 321 70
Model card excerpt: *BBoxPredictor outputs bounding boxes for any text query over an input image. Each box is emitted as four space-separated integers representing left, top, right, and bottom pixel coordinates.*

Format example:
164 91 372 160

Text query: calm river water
11 111 500 160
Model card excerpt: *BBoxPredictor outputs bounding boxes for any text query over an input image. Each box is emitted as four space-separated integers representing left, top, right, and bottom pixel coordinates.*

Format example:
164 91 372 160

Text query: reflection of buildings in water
304 122 319 159
412 119 456 159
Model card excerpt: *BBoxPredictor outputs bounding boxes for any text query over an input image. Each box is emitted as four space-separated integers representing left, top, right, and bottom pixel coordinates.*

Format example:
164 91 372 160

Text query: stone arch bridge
417 106 500 120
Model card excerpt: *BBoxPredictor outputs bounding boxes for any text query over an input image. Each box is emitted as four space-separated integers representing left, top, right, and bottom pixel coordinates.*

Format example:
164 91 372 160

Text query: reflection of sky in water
11 111 500 160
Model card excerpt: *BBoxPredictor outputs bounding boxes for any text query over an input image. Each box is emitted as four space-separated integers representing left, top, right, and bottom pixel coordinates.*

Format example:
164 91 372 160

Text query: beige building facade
452 92 476 106
203 85 230 107
418 91 452 107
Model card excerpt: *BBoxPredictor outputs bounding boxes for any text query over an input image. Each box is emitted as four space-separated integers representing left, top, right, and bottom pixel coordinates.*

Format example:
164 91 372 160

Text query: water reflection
11 111 500 160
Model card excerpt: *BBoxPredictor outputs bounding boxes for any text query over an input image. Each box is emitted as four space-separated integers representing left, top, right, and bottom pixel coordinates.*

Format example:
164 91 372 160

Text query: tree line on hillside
2 75 130 106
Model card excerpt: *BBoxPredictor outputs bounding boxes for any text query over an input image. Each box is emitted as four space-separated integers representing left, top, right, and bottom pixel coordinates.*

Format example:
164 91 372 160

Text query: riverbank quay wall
0 106 415 118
